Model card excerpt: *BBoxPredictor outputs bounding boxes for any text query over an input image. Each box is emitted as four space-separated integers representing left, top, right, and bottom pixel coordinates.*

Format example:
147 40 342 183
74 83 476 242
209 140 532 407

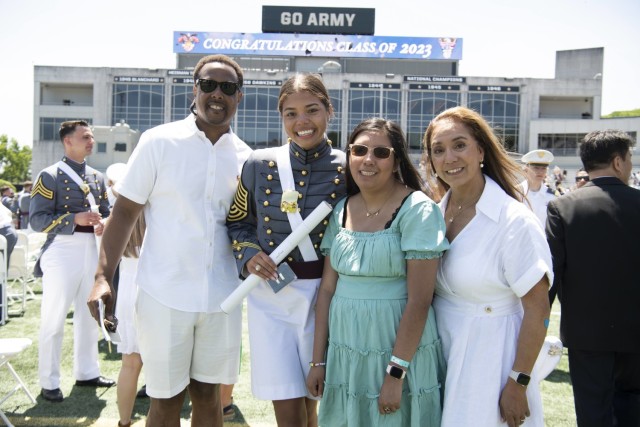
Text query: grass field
0 280 576 426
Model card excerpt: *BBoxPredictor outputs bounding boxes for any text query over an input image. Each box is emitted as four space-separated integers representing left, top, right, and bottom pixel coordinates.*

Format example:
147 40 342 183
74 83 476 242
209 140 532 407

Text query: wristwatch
509 370 531 387
386 364 406 380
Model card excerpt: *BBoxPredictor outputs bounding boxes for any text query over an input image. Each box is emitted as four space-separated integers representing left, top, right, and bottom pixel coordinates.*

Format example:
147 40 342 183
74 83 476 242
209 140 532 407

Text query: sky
1 0 638 147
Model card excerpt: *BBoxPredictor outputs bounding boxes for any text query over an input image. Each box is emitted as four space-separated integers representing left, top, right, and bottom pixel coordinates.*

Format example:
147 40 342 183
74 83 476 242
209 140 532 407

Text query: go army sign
262 6 375 35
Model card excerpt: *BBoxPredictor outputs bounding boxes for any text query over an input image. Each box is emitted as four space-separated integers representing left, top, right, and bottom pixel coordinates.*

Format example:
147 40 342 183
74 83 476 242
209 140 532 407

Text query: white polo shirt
116 115 252 312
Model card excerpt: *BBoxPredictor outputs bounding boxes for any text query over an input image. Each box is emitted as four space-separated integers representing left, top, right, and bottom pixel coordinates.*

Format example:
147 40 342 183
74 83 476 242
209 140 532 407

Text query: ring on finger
255 264 261 272
383 407 391 413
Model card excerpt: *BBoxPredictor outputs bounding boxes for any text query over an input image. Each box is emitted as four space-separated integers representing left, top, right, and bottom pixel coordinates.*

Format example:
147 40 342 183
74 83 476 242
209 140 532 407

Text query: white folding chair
6 247 28 315
0 236 7 325
14 232 27 251
0 338 35 427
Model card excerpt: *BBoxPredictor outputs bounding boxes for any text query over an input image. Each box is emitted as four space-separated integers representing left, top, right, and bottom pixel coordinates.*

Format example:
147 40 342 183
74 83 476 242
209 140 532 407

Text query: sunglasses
575 176 590 182
197 79 240 96
349 144 395 159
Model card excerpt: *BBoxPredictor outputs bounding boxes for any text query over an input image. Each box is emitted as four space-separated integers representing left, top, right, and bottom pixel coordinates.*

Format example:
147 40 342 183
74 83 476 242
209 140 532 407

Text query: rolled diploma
220 200 333 313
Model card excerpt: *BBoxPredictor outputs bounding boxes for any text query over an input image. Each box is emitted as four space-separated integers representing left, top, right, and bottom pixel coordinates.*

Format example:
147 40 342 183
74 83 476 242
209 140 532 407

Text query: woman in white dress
115 215 145 427
422 106 552 427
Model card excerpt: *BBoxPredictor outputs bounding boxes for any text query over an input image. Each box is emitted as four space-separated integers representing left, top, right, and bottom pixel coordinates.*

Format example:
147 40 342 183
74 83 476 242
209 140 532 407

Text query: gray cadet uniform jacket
226 140 346 278
29 157 110 276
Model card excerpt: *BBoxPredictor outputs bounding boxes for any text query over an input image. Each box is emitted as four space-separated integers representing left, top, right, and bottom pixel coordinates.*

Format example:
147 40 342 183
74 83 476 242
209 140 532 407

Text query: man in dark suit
546 129 640 427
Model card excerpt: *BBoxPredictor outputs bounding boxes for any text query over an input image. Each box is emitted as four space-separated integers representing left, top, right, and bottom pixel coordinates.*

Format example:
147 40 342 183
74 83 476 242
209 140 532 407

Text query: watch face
388 365 405 379
517 373 531 386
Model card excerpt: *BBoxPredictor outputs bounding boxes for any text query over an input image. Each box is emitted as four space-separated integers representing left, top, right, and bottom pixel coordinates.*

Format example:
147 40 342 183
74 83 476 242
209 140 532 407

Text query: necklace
446 192 482 223
363 198 388 217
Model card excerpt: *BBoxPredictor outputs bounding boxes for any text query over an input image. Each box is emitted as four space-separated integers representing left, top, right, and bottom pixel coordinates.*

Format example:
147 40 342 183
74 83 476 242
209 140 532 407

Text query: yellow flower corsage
280 189 299 213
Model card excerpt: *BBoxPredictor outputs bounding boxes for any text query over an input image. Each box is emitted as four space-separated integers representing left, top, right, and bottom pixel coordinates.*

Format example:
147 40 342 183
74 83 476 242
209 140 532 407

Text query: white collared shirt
116 115 252 312
436 176 553 303
520 180 555 228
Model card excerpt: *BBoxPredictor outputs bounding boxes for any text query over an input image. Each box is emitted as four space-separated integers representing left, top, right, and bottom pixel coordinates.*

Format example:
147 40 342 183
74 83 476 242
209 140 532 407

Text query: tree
0 134 32 184
602 108 640 118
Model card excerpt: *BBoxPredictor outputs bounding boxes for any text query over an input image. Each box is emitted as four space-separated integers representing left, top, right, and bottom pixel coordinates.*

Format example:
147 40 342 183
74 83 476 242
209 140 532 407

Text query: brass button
323 220 328 225
66 187 70 191
319 232 324 238
237 254 243 260
268 161 275 168
314 153 319 158
298 193 303 199
64 205 68 209
235 246 241 251
484 306 492 314
266 229 272 235
263 201 269 207
287 257 293 262
314 243 319 249
301 170 308 176
264 216 270 222
265 189 271 195
64 221 69 225
233 240 238 245
331 193 336 199
65 196 69 200
299 181 305 187
268 241 274 247
337 166 343 172
334 178 340 185
295 152 300 157
267 174 273 181
64 179 69 183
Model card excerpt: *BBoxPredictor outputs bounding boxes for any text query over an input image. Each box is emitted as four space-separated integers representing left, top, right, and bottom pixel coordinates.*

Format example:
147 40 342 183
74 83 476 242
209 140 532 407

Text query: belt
287 259 324 280
74 225 95 233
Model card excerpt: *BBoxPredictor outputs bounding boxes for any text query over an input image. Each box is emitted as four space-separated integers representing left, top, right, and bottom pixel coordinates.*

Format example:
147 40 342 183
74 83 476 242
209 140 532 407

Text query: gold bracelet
309 362 326 367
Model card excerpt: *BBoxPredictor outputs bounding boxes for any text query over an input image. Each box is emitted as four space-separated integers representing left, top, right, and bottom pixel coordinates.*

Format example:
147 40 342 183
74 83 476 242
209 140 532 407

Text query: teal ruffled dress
318 191 449 427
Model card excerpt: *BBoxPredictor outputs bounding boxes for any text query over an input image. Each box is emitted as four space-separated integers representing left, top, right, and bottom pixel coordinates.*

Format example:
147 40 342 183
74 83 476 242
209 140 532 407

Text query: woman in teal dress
307 118 449 426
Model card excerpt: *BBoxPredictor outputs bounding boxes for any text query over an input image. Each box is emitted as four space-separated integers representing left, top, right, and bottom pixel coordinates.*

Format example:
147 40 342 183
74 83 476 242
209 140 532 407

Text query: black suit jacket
546 177 640 352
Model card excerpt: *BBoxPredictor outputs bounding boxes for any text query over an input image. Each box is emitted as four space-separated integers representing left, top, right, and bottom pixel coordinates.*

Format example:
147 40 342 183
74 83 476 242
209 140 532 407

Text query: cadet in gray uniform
226 74 346 426
30 120 114 403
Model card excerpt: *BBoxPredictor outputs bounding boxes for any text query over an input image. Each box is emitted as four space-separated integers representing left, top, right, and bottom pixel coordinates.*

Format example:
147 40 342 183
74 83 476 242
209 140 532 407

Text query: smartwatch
386 364 406 380
509 370 531 387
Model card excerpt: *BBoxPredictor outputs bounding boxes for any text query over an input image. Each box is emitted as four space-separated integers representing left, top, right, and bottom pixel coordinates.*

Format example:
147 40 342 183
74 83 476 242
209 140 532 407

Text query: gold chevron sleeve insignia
231 242 262 251
42 213 71 233
227 181 249 222
32 176 54 200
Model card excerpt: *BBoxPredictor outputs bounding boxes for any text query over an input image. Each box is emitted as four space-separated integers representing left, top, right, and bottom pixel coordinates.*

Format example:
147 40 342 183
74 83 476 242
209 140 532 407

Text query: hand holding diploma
220 201 333 313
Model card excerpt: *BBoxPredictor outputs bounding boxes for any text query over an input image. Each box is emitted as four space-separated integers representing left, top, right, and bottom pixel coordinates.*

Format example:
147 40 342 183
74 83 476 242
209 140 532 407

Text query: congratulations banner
174 31 462 60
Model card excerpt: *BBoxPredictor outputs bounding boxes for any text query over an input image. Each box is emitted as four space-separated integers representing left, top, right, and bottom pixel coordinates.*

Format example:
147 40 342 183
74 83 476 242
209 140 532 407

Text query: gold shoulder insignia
227 180 249 222
32 176 54 200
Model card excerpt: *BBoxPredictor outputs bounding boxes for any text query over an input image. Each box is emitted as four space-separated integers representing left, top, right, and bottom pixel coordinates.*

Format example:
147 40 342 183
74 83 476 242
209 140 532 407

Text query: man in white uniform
30 120 114 402
88 54 251 426
520 149 556 228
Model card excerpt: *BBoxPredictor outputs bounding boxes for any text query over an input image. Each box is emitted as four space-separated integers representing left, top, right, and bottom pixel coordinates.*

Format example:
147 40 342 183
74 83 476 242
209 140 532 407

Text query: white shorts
247 277 320 401
136 289 242 398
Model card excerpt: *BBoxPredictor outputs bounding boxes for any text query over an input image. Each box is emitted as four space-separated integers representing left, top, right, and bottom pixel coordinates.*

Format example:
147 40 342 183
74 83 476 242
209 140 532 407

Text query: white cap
105 163 127 184
521 149 554 165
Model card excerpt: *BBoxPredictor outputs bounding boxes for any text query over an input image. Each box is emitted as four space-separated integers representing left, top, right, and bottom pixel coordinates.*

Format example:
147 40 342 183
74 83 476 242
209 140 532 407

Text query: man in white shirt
88 55 251 426
520 149 556 228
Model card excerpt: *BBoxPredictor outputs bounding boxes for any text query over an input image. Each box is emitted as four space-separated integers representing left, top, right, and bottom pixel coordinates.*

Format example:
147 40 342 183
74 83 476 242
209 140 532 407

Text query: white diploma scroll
220 201 333 313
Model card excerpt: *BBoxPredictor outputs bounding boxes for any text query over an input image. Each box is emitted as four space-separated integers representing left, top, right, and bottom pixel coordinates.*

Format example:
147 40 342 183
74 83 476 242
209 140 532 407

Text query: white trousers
38 232 101 390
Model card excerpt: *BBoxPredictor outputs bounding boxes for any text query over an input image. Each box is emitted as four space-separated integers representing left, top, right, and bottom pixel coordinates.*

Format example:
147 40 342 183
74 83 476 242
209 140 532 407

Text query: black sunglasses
349 144 395 159
197 79 240 96
575 176 590 182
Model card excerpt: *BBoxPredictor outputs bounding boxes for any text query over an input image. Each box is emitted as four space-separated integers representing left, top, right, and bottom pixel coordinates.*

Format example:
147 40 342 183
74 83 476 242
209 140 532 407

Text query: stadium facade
32 6 639 175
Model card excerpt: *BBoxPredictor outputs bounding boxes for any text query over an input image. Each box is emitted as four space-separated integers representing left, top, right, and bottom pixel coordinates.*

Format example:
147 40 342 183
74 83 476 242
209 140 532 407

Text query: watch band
509 370 531 387
386 364 406 380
